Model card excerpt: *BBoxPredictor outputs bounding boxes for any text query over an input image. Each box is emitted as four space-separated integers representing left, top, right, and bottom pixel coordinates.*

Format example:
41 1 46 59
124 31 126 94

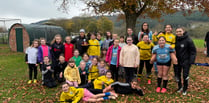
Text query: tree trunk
125 12 138 35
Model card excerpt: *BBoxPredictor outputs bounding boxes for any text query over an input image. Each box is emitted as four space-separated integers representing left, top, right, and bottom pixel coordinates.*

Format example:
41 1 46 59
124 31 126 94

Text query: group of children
25 23 193 102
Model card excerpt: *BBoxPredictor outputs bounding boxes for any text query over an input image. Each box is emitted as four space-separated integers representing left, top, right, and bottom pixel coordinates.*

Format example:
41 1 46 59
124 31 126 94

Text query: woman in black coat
175 27 196 95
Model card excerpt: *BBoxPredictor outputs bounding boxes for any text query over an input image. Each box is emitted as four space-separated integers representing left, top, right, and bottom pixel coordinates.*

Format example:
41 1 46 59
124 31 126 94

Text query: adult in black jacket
204 31 209 57
71 29 88 56
125 28 139 45
175 28 196 95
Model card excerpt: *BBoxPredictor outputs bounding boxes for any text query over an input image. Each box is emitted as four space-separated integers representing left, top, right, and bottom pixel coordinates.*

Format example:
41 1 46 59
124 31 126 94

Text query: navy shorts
157 60 171 66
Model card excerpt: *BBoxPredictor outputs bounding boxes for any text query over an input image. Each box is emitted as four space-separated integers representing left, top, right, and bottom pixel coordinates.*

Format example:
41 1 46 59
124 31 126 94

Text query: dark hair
92 57 99 62
126 36 133 40
106 31 112 39
131 78 138 83
82 53 89 57
62 82 69 87
164 24 173 29
90 33 97 37
68 58 75 63
141 22 150 34
105 70 111 74
120 36 124 38
158 36 166 41
101 48 107 59
59 54 65 58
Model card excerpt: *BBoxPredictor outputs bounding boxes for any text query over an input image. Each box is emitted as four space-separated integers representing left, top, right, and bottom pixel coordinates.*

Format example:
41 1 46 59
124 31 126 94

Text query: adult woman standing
120 36 139 83
175 28 196 95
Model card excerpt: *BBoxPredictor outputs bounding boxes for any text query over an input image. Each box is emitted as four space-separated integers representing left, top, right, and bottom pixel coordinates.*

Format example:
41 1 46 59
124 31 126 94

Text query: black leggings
138 60 152 78
124 67 136 83
110 64 119 81
81 82 103 94
28 64 37 80
176 64 191 91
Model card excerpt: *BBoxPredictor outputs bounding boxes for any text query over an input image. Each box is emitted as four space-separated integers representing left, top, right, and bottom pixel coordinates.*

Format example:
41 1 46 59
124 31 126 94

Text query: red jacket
106 45 121 67
64 43 74 62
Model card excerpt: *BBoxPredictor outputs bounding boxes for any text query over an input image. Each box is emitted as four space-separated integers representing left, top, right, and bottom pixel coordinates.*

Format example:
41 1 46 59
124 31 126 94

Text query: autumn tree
97 16 113 34
57 0 209 34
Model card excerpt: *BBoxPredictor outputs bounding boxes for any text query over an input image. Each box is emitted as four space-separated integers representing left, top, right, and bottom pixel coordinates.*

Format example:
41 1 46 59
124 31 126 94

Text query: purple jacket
38 45 51 63
105 45 121 67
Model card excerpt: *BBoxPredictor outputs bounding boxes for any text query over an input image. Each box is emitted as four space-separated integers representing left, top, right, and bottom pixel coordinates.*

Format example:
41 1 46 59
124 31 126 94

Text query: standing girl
25 39 39 84
88 57 99 83
87 33 100 60
150 36 176 93
64 36 74 62
157 25 177 81
106 39 121 81
102 31 112 50
97 32 103 49
137 35 154 84
38 38 51 71
138 22 153 42
42 56 57 88
120 36 139 83
51 34 64 79
64 58 81 87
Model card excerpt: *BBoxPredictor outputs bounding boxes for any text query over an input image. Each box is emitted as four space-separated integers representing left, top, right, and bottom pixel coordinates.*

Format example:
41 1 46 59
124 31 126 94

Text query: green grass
192 39 205 48
0 44 209 102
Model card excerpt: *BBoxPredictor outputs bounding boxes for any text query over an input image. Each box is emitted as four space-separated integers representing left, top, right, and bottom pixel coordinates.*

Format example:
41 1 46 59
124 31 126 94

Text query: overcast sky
0 0 86 29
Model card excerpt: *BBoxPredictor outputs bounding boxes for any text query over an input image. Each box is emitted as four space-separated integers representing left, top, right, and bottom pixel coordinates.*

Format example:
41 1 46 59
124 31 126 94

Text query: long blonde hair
51 34 62 45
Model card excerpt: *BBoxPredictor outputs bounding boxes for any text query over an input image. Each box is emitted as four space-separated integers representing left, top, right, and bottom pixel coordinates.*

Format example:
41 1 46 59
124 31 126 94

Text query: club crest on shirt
169 36 172 39
181 44 184 48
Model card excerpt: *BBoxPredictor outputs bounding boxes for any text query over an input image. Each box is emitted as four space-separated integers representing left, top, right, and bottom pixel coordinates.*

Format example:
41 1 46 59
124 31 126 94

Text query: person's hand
150 60 153 64
120 63 123 67
35 64 38 66
140 32 144 35
153 31 158 35
134 64 138 68
83 72 86 75
102 82 104 85
60 72 63 78
46 66 51 70
25 62 28 64
88 80 91 83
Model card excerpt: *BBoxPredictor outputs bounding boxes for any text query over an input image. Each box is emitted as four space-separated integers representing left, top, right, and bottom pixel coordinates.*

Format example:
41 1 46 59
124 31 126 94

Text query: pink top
41 45 49 58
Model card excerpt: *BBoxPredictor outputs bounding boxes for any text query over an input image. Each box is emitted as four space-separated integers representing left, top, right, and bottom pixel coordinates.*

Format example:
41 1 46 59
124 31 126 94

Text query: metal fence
0 32 8 44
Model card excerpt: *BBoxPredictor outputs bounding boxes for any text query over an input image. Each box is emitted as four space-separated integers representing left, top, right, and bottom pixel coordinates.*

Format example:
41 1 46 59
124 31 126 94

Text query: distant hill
33 11 209 38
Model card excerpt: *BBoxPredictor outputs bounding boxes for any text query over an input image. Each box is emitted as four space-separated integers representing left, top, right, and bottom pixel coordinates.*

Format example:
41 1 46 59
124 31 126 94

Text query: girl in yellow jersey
157 25 178 80
157 25 176 49
137 35 155 84
87 33 100 60
60 83 117 103
88 57 99 83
